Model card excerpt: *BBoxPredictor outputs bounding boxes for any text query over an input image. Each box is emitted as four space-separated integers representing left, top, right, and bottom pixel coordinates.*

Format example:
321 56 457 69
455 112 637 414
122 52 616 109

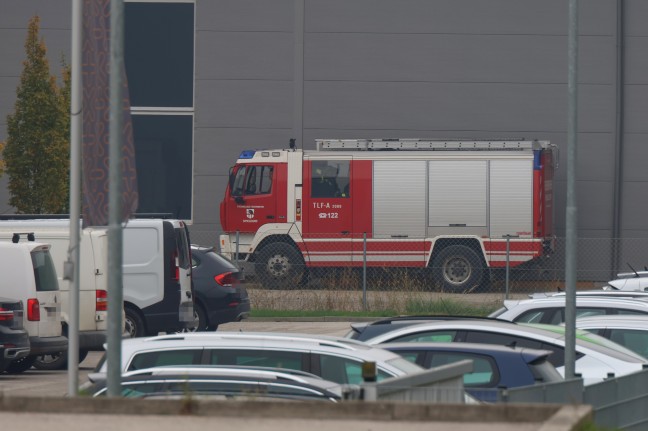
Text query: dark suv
189 245 250 330
0 297 30 373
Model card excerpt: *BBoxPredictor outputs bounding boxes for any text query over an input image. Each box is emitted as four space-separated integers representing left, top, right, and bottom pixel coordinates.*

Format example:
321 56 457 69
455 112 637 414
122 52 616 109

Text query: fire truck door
305 158 352 238
228 164 277 232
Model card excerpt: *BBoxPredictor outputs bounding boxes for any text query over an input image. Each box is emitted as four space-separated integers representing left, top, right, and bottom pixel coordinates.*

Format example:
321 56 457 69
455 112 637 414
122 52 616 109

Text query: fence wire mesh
190 229 648 312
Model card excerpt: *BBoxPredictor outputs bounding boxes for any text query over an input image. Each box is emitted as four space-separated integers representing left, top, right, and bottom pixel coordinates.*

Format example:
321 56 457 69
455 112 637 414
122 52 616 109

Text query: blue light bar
239 150 256 159
533 150 542 170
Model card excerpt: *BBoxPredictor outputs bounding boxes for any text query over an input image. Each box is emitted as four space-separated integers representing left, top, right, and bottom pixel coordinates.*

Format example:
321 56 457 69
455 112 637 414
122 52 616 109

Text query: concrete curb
0 395 591 429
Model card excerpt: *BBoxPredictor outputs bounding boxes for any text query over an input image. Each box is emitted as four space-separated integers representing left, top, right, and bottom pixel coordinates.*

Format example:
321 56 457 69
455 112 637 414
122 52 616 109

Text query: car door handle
266 215 275 219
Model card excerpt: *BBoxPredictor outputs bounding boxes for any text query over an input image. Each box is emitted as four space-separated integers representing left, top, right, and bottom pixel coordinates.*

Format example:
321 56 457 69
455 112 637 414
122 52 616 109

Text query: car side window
208 349 304 371
390 330 457 343
608 329 648 358
318 355 391 385
127 349 203 371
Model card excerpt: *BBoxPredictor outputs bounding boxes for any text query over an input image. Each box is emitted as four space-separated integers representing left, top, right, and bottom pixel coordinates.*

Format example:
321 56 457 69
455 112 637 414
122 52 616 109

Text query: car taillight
215 272 235 287
96 289 108 311
0 307 14 322
171 249 179 281
27 298 40 321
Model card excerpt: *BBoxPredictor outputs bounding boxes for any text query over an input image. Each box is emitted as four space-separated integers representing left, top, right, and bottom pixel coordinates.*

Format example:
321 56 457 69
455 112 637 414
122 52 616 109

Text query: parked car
489 297 648 324
0 241 67 373
347 315 503 342
571 314 648 358
0 297 30 373
380 342 563 402
0 224 109 369
93 332 424 385
189 245 250 331
529 290 648 300
83 365 343 402
346 318 647 384
605 271 648 291
0 217 196 339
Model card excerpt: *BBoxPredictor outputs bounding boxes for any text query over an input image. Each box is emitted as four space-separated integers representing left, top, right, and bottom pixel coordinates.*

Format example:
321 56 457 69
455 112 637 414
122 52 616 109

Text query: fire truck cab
219 139 556 292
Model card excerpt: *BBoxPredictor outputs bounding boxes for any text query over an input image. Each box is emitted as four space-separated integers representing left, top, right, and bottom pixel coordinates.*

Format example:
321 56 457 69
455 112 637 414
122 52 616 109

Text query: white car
94 332 424 385
347 319 647 385
529 290 648 300
489 297 648 324
605 271 648 291
572 314 648 359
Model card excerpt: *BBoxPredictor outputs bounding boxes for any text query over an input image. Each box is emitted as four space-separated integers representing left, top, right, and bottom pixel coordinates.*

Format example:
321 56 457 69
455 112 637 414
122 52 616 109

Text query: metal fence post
363 232 367 311
235 230 240 269
503 234 519 300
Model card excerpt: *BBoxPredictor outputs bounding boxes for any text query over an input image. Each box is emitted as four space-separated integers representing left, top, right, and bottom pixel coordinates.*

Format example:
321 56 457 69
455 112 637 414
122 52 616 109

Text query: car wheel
432 245 484 293
255 242 305 289
125 307 146 338
33 352 67 370
32 349 90 370
178 305 211 332
5 355 38 374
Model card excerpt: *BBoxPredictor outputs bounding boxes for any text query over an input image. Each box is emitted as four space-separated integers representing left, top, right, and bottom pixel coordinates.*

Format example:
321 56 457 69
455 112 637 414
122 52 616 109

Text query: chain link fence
190 229 648 312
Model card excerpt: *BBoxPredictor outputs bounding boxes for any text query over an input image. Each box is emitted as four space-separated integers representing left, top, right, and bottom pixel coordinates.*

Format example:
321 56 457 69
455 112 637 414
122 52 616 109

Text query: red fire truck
219 139 556 291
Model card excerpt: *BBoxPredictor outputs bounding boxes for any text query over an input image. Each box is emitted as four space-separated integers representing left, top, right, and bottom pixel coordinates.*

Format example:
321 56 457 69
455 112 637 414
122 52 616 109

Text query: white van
0 241 67 373
116 218 194 337
0 225 108 369
0 217 194 341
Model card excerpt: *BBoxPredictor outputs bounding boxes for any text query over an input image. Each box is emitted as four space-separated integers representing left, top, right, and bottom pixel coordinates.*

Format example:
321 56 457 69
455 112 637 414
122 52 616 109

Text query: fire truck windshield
230 166 247 196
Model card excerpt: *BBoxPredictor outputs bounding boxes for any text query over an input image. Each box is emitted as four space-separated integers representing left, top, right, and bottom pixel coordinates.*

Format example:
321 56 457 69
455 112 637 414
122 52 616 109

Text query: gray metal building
0 0 646 277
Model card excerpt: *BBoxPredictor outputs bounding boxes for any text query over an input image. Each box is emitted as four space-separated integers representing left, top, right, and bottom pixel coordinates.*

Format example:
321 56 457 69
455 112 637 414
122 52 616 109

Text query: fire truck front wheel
432 245 484 293
256 243 305 289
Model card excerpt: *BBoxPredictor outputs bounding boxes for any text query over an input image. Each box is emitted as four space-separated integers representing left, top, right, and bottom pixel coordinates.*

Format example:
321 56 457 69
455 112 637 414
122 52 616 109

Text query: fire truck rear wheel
432 245 484 293
256 242 305 289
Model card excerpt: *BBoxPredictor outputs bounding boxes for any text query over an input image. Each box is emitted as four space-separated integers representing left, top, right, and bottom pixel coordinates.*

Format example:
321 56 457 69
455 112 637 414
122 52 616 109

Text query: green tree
1 15 70 214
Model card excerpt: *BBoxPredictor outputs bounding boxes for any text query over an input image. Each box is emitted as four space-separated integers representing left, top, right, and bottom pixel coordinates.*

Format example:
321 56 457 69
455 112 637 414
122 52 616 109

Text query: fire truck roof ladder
315 139 546 151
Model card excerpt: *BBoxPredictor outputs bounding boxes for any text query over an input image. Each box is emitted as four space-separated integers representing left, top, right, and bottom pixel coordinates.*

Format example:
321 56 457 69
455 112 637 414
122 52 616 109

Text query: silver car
489 296 648 324
85 365 345 401
93 332 424 385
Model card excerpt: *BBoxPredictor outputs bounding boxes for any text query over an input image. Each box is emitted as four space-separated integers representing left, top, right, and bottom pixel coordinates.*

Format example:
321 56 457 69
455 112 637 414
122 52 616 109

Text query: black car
0 297 31 373
190 245 251 330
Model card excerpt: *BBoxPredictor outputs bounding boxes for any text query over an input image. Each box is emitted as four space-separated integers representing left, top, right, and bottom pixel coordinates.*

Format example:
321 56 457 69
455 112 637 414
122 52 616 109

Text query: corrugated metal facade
1 1 647 272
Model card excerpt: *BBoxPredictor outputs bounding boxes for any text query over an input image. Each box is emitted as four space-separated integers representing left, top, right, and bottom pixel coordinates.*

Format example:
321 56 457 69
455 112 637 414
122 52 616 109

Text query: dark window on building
132 115 193 220
125 2 194 107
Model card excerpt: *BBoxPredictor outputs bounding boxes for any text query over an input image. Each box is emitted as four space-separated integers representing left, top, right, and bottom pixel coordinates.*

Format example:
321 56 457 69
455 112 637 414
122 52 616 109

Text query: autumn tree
1 15 70 214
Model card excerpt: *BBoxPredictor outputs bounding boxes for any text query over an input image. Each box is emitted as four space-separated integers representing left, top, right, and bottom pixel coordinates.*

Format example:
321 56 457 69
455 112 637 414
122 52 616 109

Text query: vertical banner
82 0 138 226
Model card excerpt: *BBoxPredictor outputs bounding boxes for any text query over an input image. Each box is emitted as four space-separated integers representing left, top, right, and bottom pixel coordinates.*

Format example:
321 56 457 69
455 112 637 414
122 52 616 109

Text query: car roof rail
124 365 322 384
367 315 503 325
147 332 367 351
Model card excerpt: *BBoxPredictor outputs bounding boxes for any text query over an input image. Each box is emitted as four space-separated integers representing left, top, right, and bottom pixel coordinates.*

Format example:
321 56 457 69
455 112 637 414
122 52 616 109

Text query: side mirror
234 196 245 205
